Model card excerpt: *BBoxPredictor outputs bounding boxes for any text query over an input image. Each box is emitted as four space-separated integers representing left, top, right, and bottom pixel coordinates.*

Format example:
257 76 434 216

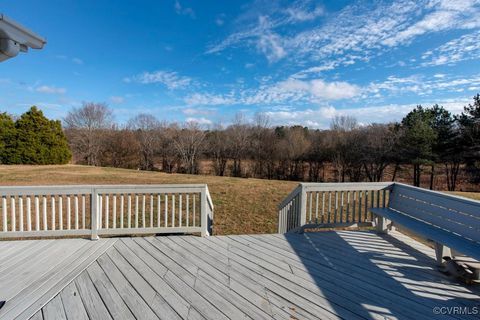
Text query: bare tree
359 124 398 182
277 126 310 180
226 113 251 177
127 114 160 170
207 123 229 176
330 115 358 132
328 116 363 182
64 102 113 166
100 129 140 168
173 122 206 174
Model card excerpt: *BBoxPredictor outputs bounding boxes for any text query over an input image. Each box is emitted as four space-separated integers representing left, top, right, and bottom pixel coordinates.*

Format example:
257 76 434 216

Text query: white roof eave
0 13 46 49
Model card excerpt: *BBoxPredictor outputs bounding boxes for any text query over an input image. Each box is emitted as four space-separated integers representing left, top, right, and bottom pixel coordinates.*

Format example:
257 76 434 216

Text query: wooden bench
370 183 480 264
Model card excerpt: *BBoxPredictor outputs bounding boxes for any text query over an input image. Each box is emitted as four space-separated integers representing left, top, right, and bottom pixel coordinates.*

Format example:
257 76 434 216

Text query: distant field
0 165 478 235
0 165 297 235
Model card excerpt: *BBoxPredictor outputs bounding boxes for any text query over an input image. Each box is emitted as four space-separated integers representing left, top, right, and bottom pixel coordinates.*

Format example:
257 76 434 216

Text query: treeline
62 96 480 191
0 107 71 164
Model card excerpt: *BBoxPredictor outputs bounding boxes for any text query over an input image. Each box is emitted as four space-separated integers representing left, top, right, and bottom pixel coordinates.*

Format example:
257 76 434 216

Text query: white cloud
263 97 472 129
174 0 195 18
272 78 360 100
36 85 66 94
207 0 480 68
182 107 216 116
183 78 360 108
124 71 192 90
421 30 480 66
285 3 324 22
185 117 212 125
366 74 480 97
184 93 235 106
72 57 83 65
110 96 124 103
256 29 286 62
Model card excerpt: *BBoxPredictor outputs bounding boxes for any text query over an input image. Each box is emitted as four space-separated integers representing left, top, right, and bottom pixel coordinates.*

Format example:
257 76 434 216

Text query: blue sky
1 0 480 128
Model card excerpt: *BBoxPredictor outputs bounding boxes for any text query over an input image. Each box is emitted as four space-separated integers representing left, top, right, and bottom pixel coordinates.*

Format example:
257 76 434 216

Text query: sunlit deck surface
1 231 479 320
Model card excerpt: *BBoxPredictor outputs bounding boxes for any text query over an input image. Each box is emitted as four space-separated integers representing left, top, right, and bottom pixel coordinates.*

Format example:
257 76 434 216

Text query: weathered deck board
0 231 479 320
0 237 116 320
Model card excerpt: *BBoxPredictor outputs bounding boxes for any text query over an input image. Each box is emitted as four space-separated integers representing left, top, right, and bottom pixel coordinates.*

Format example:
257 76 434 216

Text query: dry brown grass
0 165 297 235
1 165 478 235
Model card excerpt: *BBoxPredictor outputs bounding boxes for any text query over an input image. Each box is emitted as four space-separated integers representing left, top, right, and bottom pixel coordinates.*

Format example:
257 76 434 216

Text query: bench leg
376 216 390 234
434 243 451 266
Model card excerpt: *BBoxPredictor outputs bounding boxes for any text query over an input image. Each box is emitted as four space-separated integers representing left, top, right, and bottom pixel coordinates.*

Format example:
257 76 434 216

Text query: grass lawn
0 165 297 235
0 165 478 235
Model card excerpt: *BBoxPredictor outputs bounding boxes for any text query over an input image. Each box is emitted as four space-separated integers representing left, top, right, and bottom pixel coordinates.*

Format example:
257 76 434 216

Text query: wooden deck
0 231 479 320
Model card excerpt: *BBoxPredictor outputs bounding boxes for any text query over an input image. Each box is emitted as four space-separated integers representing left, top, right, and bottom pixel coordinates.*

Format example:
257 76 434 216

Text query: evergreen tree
400 106 436 187
0 112 17 164
13 106 71 164
459 94 480 183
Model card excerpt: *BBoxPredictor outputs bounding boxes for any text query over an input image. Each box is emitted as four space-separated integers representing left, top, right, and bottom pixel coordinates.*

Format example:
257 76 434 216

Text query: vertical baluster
172 194 176 227
26 196 31 231
2 196 7 232
328 192 332 223
67 195 72 230
315 192 319 223
150 194 154 228
358 191 363 222
308 192 312 223
179 194 183 227
75 195 79 230
367 190 375 221
157 194 161 228
120 194 124 229
127 194 132 228
105 194 109 229
186 194 190 227
321 192 325 224
141 194 146 228
113 194 117 229
193 194 196 226
364 190 369 222
58 196 63 230
352 191 356 223
135 194 139 228
10 196 16 232
35 196 40 231
19 196 24 232
334 192 339 223
340 192 344 223
346 191 350 223
42 196 47 230
383 189 387 208
164 194 168 227
98 195 103 229
51 196 56 231
82 194 86 229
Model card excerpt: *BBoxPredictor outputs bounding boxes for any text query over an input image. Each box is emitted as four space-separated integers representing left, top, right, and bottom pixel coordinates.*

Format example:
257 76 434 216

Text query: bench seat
371 207 480 261
370 183 480 264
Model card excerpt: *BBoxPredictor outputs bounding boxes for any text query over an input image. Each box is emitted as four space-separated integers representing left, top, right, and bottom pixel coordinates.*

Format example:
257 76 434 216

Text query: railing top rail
205 186 214 211
0 184 208 197
301 182 394 192
278 184 303 209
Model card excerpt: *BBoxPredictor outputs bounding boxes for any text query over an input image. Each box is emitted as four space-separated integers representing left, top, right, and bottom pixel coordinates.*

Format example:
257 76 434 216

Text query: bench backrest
388 184 480 243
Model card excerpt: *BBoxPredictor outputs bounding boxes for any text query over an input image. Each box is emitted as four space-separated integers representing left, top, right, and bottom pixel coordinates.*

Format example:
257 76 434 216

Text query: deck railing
278 182 393 233
0 184 213 239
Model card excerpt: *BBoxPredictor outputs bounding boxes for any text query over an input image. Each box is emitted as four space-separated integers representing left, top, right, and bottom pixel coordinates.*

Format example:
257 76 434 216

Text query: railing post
201 187 209 237
90 188 99 240
299 184 307 227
